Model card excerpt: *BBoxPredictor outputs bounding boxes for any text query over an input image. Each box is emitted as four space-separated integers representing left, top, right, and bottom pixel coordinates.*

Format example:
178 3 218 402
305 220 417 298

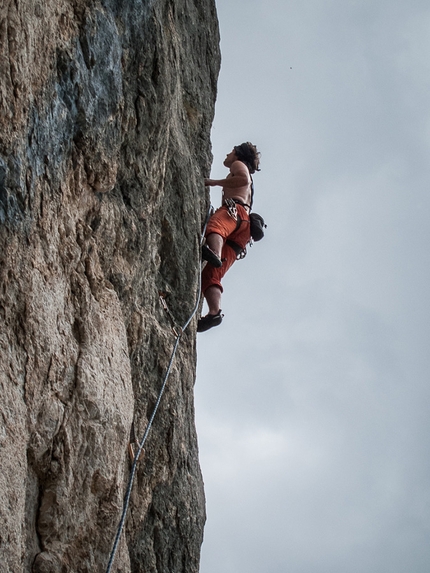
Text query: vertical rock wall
0 0 220 571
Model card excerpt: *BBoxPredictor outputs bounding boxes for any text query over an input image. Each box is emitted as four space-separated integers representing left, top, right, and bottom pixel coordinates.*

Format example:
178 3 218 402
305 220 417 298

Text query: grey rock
0 0 220 571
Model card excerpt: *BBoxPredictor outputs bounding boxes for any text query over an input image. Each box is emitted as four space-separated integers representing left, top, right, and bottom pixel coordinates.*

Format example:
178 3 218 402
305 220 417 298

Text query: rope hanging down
105 204 211 573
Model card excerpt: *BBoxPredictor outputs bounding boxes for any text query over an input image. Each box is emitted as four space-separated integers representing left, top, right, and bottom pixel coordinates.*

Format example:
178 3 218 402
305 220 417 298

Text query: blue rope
105 204 211 573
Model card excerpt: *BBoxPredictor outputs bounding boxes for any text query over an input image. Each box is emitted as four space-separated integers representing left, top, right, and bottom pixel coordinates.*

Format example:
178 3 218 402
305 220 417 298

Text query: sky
195 1 430 572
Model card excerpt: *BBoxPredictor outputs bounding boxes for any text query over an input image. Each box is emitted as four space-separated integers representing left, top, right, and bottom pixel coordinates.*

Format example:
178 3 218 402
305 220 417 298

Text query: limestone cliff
0 0 220 571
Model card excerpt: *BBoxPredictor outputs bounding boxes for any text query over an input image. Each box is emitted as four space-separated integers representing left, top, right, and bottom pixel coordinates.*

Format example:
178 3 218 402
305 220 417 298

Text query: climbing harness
226 239 247 259
248 177 267 242
105 204 211 573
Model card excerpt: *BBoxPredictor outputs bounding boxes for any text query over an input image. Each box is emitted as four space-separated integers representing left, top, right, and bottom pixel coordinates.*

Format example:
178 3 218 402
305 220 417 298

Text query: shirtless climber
197 142 261 332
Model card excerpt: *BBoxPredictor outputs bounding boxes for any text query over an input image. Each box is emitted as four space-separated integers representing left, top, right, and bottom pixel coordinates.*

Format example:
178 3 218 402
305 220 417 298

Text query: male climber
197 142 261 332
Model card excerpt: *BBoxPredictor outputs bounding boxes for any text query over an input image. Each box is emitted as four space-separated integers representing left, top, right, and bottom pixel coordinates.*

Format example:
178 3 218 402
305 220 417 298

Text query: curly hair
234 142 261 174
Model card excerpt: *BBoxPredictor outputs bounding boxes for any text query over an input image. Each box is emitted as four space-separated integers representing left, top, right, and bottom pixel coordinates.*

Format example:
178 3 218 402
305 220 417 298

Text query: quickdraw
224 197 238 221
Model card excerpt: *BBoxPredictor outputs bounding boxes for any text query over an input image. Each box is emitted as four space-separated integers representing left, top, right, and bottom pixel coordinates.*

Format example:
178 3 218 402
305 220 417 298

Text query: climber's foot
197 310 223 332
202 244 222 268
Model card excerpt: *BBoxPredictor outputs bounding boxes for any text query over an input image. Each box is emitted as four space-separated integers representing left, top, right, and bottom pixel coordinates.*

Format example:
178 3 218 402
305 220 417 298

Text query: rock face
0 0 220 571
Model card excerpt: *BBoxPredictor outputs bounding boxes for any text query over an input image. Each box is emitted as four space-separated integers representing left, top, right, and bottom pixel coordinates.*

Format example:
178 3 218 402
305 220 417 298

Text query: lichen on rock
0 0 220 571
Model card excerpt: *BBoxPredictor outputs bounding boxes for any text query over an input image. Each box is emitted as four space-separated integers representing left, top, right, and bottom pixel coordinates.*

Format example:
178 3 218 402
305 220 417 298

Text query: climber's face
223 149 238 168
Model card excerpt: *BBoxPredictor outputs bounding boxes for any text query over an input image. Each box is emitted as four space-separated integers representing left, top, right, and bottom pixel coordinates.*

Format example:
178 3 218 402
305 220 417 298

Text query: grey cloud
196 1 430 571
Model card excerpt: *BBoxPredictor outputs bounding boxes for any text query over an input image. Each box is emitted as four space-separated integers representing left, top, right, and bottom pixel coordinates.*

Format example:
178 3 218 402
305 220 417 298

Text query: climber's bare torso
204 149 251 210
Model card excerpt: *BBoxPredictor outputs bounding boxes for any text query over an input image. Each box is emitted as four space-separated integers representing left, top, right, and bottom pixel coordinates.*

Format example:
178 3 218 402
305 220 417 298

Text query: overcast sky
195 1 430 572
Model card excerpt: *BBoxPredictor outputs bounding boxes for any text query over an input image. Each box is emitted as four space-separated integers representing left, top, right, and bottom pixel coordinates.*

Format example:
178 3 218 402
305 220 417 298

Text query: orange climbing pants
201 204 251 294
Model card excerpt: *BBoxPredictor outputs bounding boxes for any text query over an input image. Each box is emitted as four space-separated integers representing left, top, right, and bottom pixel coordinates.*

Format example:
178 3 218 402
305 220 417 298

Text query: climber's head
233 142 261 174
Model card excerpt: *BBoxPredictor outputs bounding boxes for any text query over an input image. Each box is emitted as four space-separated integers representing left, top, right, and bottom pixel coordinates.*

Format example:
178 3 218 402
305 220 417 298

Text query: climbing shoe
202 244 223 268
197 310 223 332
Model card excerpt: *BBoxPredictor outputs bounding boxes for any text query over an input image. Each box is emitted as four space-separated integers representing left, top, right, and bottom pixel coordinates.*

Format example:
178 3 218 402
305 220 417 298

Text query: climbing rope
105 204 211 573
